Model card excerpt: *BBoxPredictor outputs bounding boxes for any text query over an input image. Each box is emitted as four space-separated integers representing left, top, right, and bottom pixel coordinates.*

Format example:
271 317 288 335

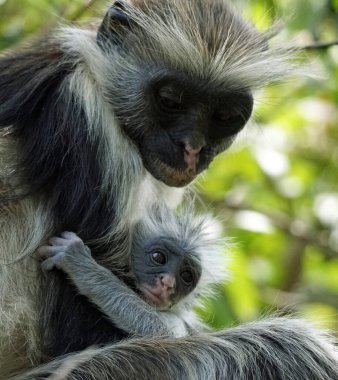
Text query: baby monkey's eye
151 251 167 265
180 270 193 285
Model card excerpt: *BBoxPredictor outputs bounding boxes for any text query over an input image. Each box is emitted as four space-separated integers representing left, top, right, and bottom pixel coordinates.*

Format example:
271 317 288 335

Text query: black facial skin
131 237 202 310
116 68 253 187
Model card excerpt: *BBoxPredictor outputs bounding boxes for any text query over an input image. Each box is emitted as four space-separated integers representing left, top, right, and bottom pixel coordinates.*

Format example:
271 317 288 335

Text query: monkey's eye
157 86 183 112
150 251 167 265
158 94 183 112
180 270 193 285
213 110 236 124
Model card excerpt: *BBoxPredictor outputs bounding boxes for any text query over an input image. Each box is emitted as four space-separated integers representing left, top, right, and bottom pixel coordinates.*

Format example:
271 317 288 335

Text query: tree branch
263 286 338 311
212 197 338 259
297 40 338 51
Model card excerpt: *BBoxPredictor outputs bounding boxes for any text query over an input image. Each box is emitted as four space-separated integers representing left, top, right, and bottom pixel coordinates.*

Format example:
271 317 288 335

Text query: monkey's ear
97 1 132 49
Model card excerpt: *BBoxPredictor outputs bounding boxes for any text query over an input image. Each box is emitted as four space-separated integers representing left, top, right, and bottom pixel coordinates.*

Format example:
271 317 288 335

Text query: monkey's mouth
139 284 172 309
154 159 197 187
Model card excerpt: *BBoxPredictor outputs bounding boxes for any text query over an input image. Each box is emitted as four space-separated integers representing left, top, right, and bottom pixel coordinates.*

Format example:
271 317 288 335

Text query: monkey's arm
37 232 186 337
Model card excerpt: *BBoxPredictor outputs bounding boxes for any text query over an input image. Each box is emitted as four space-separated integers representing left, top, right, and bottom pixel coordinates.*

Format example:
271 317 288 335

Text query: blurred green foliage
0 0 337 333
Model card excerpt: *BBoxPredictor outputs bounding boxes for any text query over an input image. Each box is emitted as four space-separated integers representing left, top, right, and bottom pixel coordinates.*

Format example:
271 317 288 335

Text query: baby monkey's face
131 237 202 310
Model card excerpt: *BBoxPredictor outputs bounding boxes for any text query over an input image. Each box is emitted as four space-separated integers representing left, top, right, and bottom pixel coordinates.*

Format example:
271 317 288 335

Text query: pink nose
160 274 176 290
183 143 203 172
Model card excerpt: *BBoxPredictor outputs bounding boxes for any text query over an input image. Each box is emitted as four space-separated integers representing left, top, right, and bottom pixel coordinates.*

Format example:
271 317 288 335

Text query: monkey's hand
37 232 92 273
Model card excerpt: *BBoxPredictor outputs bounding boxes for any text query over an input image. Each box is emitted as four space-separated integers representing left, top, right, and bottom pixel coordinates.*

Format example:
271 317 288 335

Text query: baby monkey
37 207 226 338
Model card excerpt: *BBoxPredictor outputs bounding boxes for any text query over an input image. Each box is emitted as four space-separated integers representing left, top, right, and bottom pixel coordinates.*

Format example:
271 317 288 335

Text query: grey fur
15 318 338 380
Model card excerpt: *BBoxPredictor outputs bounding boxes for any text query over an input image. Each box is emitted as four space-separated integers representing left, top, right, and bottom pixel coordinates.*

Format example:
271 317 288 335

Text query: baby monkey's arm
37 232 185 337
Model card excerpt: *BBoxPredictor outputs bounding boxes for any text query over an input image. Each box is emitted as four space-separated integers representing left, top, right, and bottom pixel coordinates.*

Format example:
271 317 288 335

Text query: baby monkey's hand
37 232 91 273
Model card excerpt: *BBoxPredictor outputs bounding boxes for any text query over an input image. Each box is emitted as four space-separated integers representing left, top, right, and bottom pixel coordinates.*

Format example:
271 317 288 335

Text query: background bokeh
1 0 337 333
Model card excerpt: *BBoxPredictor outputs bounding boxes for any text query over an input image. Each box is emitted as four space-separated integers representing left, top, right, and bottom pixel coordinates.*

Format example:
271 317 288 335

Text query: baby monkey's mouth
138 283 173 310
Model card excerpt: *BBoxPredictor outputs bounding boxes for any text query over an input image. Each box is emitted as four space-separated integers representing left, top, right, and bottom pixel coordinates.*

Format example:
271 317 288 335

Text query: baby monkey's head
131 205 228 311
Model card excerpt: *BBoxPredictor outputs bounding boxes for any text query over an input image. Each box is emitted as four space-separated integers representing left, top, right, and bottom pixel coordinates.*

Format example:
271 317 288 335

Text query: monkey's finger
49 236 68 246
41 253 66 273
41 258 55 272
41 257 58 273
36 246 66 260
61 231 81 241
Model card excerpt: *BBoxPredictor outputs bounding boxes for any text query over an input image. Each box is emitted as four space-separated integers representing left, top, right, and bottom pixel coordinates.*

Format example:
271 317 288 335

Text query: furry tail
13 318 338 380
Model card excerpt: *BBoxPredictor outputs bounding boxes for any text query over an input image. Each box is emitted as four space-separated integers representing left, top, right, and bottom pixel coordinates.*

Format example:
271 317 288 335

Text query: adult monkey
0 0 337 379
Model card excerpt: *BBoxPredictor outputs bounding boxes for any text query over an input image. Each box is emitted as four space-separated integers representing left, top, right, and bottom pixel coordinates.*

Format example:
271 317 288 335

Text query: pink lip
140 285 168 307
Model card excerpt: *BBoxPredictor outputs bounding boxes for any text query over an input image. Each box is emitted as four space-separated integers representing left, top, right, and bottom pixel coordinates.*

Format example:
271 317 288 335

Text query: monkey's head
126 69 253 187
95 0 289 187
131 205 228 310
131 235 202 310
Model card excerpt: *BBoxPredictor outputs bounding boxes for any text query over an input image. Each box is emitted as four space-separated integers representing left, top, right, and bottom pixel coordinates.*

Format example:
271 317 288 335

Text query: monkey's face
116 69 253 187
131 236 202 310
97 1 260 187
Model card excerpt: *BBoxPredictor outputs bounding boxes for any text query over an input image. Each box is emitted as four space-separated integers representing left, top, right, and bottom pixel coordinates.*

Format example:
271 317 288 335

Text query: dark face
117 69 253 187
131 236 202 310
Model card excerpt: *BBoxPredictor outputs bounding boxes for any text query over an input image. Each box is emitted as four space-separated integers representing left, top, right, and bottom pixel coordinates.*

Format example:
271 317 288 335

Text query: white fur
118 0 306 90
